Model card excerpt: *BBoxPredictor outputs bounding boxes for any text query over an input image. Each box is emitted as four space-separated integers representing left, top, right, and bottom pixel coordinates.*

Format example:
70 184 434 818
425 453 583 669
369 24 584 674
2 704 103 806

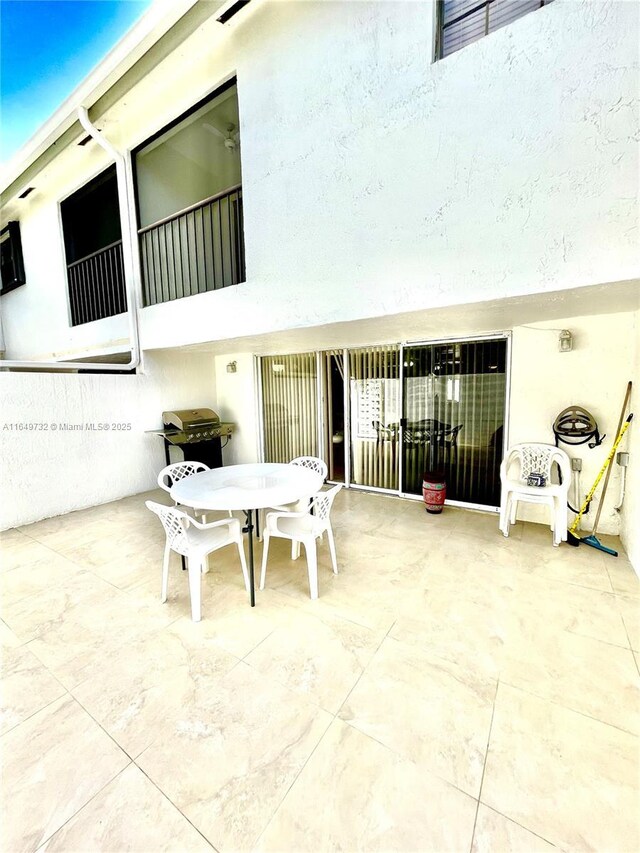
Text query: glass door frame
398 332 511 512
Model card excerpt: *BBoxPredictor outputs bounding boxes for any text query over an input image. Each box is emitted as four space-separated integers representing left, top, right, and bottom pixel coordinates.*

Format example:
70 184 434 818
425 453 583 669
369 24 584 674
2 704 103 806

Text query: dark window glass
60 165 121 263
60 166 127 326
0 221 26 294
438 0 553 59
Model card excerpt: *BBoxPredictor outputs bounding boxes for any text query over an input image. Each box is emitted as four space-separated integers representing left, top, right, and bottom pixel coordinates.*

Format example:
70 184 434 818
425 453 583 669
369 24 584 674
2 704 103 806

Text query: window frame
131 75 238 231
0 221 26 295
435 0 552 61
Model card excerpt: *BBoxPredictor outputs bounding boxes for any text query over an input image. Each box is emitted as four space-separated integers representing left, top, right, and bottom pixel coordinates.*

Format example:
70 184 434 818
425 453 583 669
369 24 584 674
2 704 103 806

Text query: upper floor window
437 0 553 59
61 165 127 326
133 78 245 307
0 221 26 294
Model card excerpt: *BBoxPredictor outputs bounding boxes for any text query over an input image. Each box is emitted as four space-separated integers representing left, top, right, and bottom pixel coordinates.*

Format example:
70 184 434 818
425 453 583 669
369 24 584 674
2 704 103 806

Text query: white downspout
0 106 141 372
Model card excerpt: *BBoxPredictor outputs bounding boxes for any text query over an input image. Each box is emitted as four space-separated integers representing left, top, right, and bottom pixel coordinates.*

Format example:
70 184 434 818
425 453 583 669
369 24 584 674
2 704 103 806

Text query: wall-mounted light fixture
558 330 573 352
226 361 237 373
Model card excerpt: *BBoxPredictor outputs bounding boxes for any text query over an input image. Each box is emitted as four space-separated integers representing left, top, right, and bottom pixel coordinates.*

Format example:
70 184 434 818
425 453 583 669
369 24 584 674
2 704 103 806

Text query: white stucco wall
2 0 638 359
213 352 260 466
619 311 640 572
510 311 636 539
0 349 216 529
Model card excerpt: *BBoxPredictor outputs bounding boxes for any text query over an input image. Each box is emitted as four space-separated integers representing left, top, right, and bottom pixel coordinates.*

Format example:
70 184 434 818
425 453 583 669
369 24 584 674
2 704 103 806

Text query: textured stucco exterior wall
0 350 216 529
1 0 638 359
620 311 640 572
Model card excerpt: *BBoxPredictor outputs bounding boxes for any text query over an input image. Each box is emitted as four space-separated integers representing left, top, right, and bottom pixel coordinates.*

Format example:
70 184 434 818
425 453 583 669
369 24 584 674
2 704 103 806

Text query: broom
567 411 633 552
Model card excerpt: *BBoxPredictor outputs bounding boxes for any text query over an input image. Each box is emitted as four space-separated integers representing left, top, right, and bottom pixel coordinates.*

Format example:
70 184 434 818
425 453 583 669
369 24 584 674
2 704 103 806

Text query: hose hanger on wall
553 406 604 449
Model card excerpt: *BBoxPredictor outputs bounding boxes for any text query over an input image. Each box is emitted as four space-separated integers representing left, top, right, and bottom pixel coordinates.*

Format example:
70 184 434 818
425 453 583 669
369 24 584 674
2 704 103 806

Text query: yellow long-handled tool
567 413 633 553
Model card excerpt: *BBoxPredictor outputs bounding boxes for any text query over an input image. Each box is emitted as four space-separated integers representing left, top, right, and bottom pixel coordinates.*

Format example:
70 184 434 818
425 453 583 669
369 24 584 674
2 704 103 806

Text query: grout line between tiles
0 689 69 738
251 710 335 851
478 803 559 849
468 676 500 853
333 618 396 720
35 761 135 851
133 763 220 852
498 679 639 738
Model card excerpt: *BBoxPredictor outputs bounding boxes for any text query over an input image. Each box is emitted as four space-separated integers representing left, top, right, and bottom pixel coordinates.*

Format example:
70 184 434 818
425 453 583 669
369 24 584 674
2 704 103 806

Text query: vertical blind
261 353 318 463
349 346 400 491
439 0 553 59
402 339 507 507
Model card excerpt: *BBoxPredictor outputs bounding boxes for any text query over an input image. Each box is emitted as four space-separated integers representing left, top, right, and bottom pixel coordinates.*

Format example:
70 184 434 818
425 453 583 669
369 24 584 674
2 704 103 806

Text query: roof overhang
1 0 251 202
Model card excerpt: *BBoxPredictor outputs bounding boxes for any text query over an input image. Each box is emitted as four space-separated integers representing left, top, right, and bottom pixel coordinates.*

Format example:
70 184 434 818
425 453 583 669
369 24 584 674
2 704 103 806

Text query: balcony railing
139 185 245 307
67 240 127 327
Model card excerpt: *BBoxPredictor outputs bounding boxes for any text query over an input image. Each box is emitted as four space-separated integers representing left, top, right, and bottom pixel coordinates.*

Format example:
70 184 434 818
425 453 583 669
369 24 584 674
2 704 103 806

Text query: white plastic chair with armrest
145 500 249 622
259 456 328 547
260 484 342 600
499 443 571 546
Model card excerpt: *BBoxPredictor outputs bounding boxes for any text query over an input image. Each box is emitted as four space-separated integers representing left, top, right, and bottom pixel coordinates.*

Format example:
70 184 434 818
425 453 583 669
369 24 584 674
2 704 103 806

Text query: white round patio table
170 463 323 606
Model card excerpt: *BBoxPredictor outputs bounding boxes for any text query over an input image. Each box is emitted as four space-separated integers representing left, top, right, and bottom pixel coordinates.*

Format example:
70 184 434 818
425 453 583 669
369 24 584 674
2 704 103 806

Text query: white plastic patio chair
258 455 328 542
146 500 249 622
260 484 342 599
499 443 571 546
158 461 233 522
290 456 328 479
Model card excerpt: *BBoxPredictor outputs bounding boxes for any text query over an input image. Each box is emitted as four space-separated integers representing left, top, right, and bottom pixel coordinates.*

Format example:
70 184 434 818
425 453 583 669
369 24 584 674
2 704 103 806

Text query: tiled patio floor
1 488 639 852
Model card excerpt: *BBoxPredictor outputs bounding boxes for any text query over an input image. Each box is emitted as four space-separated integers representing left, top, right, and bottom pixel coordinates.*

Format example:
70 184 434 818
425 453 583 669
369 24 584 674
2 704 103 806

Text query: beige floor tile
1 569 121 643
0 551 84 609
508 574 628 647
0 617 22 648
339 635 496 797
617 594 640 651
471 805 556 852
454 508 516 542
134 583 303 659
38 764 213 852
257 718 477 853
1 694 129 851
389 588 511 677
1 645 66 734
27 587 177 689
0 527 31 548
501 624 640 734
1 534 57 573
608 559 640 598
71 620 239 756
482 683 640 852
137 662 332 852
245 608 384 713
516 542 614 592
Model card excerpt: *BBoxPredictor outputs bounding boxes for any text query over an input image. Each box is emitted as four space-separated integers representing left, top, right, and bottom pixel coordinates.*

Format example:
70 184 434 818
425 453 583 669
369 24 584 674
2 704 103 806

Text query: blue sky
1 0 153 162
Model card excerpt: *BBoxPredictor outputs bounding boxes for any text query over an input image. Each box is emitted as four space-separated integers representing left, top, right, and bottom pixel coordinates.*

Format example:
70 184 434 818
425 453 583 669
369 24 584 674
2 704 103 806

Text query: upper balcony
134 78 245 308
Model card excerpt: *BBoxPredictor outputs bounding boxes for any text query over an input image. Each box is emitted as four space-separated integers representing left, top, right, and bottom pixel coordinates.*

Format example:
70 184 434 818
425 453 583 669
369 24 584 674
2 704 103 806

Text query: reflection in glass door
261 353 318 462
401 338 507 507
349 346 400 490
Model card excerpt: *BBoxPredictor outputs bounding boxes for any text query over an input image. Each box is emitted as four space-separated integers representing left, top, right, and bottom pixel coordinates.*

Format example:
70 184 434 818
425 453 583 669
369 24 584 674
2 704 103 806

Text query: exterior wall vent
217 0 251 24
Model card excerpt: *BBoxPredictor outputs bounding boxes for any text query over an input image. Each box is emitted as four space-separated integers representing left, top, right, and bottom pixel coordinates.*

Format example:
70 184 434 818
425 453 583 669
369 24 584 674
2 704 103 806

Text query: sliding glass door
261 353 318 462
401 338 507 507
349 346 400 491
259 337 508 507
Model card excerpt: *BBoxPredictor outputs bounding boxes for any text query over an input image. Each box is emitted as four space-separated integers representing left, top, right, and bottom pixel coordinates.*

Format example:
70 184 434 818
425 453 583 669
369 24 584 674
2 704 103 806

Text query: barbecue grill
147 408 235 468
